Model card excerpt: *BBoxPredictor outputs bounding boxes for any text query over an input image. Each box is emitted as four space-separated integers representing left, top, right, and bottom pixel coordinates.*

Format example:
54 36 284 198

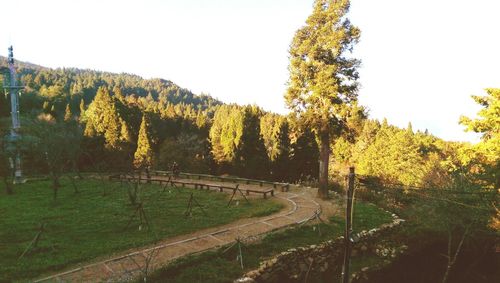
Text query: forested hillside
0 57 497 193
0 58 322 181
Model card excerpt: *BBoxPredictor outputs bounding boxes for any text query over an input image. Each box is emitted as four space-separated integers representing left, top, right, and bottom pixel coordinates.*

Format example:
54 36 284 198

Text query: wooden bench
245 189 274 199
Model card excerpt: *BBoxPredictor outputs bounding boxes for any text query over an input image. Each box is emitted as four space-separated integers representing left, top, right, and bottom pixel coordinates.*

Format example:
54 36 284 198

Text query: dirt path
34 181 334 282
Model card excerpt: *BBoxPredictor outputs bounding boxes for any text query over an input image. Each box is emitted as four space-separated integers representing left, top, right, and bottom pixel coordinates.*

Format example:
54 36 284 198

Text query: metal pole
341 166 355 283
5 46 24 183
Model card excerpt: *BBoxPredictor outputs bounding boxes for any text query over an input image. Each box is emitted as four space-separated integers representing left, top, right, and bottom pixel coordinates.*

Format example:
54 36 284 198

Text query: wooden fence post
341 166 355 283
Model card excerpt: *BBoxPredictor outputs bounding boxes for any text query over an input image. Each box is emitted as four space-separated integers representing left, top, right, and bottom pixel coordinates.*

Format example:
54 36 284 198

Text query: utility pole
341 166 355 283
2 46 24 183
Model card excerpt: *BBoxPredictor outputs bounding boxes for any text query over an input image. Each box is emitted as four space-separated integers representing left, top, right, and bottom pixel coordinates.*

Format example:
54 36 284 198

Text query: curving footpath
34 182 321 282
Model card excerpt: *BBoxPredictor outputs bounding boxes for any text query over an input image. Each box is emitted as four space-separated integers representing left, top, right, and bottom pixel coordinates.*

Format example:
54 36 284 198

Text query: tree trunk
73 160 84 180
68 175 78 194
317 132 330 199
3 176 13 195
442 227 468 283
52 175 60 200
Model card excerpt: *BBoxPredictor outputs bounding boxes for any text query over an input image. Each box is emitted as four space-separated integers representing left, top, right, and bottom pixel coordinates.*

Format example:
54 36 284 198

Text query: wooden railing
109 173 276 199
150 170 290 192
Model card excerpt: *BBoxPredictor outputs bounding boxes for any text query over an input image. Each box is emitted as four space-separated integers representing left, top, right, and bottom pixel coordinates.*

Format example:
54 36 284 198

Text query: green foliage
209 105 244 164
460 88 499 189
235 106 269 178
84 86 123 149
286 0 361 134
23 114 84 198
134 114 154 169
356 122 426 186
0 178 283 281
1 56 325 182
63 103 72 122
157 132 210 173
209 105 269 178
260 113 287 162
460 89 500 142
289 127 319 182
285 0 361 196
406 177 497 282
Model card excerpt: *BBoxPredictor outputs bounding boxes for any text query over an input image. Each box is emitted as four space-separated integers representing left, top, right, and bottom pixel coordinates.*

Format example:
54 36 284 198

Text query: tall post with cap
2 46 24 183
341 166 356 283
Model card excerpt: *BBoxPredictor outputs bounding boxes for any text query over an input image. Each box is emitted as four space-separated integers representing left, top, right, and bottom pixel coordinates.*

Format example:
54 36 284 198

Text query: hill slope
0 55 221 109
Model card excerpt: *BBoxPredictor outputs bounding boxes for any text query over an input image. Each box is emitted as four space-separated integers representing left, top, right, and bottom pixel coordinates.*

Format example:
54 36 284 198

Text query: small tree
64 104 73 122
409 174 496 283
134 114 154 170
25 114 77 199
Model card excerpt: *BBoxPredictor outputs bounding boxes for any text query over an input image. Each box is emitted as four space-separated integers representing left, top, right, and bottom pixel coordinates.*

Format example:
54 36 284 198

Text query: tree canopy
285 0 361 198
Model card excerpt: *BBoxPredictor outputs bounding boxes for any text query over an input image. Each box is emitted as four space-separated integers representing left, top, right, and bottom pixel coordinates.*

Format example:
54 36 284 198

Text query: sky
1 0 498 142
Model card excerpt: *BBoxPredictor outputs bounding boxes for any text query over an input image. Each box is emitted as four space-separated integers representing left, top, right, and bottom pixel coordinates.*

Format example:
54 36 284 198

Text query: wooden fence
150 170 290 192
109 173 276 199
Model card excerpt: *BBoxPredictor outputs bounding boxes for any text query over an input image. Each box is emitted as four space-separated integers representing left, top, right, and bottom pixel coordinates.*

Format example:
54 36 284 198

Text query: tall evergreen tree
134 114 154 169
460 88 500 189
235 106 269 178
290 128 319 182
64 104 72 122
260 113 291 180
79 98 86 118
285 0 361 198
209 105 269 178
84 86 122 150
209 105 244 164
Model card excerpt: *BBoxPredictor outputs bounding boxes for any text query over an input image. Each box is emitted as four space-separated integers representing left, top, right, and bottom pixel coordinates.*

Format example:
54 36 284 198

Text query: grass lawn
0 177 283 282
147 201 393 283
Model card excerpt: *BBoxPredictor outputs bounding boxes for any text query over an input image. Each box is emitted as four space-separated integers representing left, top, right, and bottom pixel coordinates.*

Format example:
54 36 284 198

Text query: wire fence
338 173 498 214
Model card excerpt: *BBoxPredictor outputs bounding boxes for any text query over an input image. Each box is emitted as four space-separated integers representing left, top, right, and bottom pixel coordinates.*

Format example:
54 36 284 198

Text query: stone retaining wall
235 215 405 283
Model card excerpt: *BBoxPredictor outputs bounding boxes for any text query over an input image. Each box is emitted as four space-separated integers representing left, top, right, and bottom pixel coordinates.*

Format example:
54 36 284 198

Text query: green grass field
0 178 283 282
148 201 393 283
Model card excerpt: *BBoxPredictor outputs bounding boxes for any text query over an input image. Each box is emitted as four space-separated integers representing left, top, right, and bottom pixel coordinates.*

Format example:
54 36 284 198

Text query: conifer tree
113 86 125 102
290 128 319 182
79 99 85 117
209 105 269 178
209 105 244 164
285 0 361 198
236 106 269 178
84 86 122 149
64 104 72 122
460 88 500 189
42 101 50 113
120 118 132 143
260 113 291 180
134 114 154 169
407 122 414 134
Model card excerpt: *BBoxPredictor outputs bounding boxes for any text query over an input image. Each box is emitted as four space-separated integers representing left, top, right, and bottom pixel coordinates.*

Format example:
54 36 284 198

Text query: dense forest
0 57 322 183
0 55 498 196
0 55 498 190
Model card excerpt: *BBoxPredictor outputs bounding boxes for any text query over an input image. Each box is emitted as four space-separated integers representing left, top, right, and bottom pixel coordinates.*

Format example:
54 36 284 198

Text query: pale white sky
1 0 498 142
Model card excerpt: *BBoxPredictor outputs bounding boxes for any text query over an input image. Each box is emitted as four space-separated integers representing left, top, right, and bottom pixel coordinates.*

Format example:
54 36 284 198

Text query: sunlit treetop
285 0 361 136
460 88 500 141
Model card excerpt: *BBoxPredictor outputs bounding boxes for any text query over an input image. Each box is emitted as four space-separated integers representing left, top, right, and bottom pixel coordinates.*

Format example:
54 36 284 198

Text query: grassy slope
148 201 393 283
0 178 283 282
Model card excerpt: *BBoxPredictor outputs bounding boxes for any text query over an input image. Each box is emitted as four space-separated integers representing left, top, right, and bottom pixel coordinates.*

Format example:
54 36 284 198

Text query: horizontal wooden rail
109 174 275 198
150 171 289 192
